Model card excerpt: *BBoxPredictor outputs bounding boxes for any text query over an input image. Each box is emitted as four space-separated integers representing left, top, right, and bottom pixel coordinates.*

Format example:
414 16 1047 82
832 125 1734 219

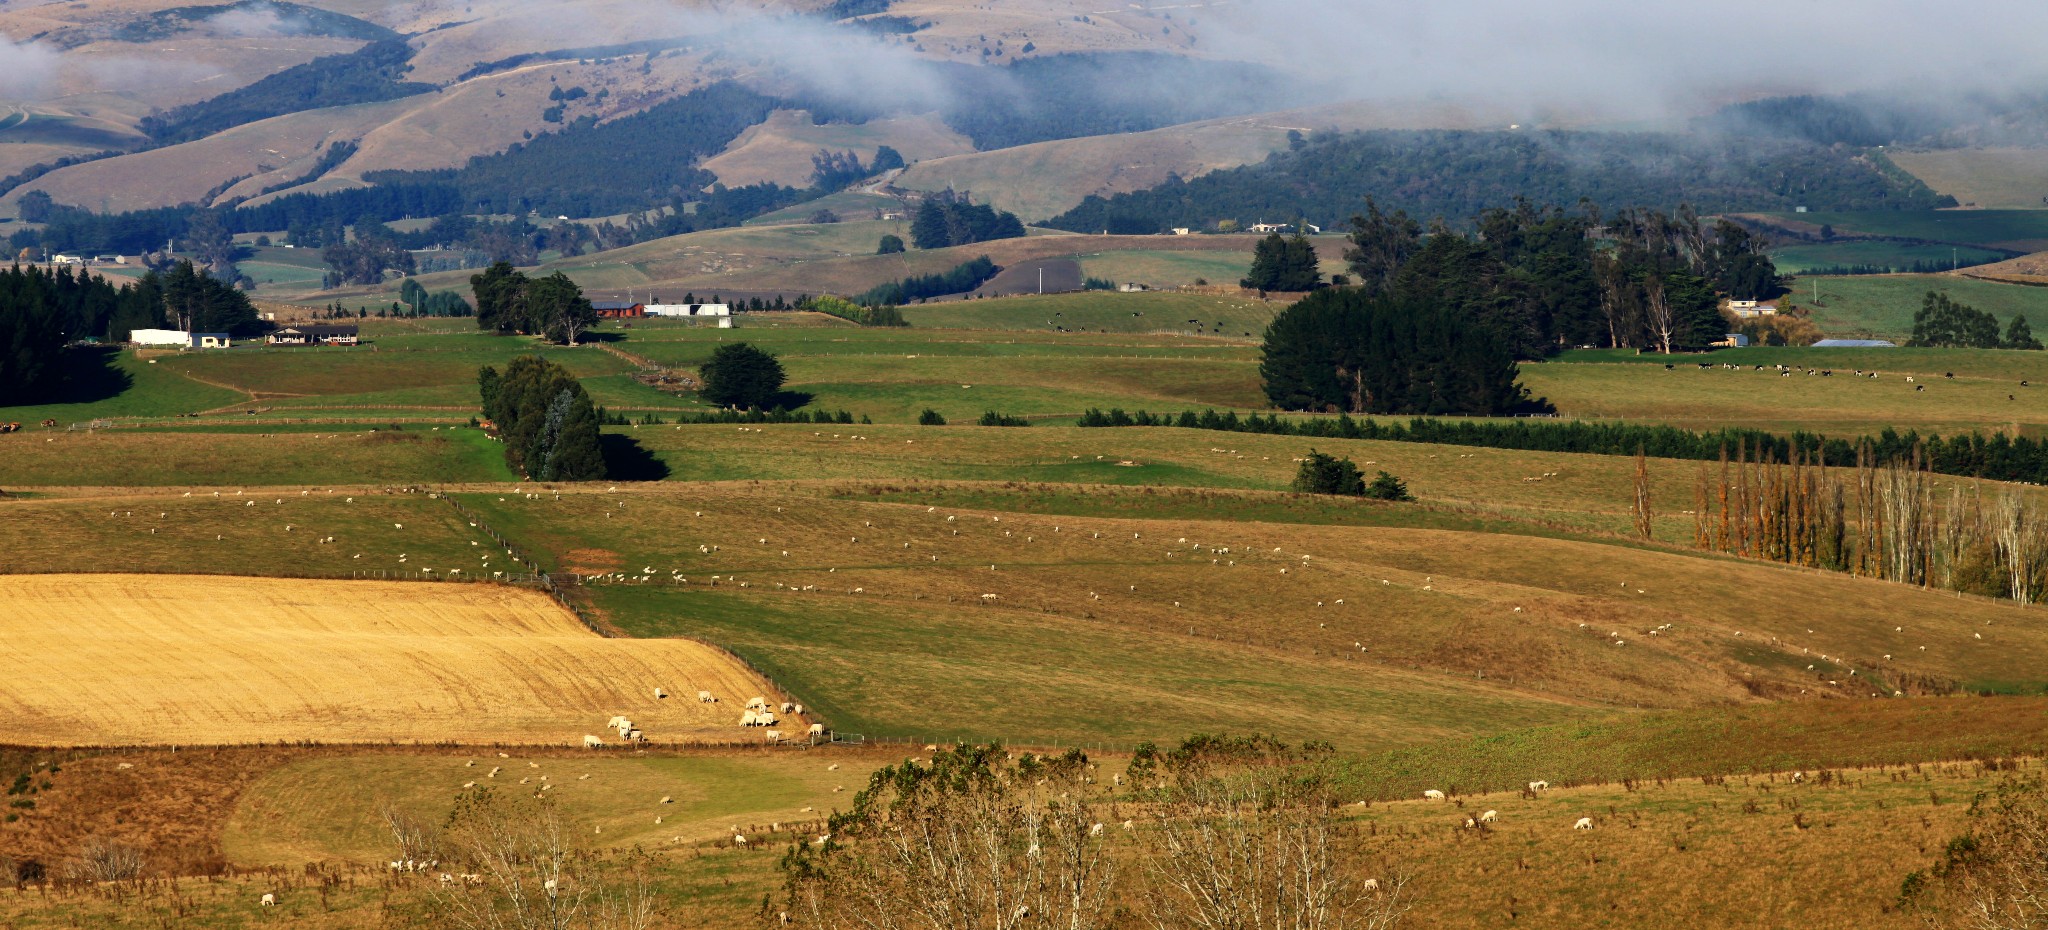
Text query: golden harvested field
0 574 790 747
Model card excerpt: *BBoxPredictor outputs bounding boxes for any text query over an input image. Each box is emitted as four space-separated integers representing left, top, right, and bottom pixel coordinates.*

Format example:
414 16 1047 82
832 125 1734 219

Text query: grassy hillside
442 483 2048 748
1889 147 2048 209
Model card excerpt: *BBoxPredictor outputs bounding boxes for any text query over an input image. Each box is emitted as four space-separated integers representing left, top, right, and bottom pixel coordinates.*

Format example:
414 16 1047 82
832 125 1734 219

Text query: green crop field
1787 273 2048 339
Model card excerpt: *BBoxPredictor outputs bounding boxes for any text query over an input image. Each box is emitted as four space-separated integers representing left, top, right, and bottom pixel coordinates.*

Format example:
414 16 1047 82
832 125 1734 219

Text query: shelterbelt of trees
0 262 260 403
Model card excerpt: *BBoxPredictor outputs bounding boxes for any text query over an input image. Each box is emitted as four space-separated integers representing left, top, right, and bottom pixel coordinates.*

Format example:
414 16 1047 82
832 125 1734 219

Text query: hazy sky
1204 0 2048 121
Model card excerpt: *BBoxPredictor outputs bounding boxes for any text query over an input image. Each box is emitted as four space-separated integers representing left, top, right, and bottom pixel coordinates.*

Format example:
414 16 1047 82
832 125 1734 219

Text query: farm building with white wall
645 303 731 318
130 329 189 347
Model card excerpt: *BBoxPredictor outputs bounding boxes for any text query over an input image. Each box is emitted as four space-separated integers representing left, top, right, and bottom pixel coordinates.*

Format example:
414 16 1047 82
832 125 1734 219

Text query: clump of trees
807 295 906 326
1261 288 1546 417
478 357 606 481
1242 232 1322 292
471 262 597 345
1293 450 1411 499
876 234 905 255
854 256 998 306
698 342 786 409
398 278 474 317
778 737 1407 930
1342 200 1770 358
1910 292 2044 349
1671 441 2048 605
909 196 1025 249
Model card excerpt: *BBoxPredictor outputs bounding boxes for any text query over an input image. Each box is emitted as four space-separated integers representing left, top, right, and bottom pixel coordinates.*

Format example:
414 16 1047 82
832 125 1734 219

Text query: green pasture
585 585 1586 751
451 483 2048 748
1076 249 1252 289
1523 353 2048 435
1771 241 2011 273
0 348 247 423
1786 274 2048 339
897 290 1279 336
0 425 512 486
1757 209 2048 249
0 491 492 578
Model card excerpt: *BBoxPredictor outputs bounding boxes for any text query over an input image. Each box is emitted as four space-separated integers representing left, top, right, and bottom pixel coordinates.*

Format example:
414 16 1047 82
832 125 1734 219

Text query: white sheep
1479 810 1498 823
756 712 777 726
766 729 784 743
1528 780 1549 791
584 735 604 748
809 723 826 736
734 834 749 846
794 704 805 716
780 702 794 714
1423 789 1446 800
698 690 715 703
608 715 630 730
654 687 668 699
1573 817 1594 830
747 696 768 710
626 729 643 742
741 711 760 726
260 893 276 907
1362 878 1380 892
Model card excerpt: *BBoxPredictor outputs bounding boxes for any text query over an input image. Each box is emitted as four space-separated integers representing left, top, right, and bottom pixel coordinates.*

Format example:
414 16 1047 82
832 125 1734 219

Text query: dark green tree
871 145 906 172
1241 233 1317 291
1260 288 1542 417
526 272 595 346
1362 470 1413 501
1342 198 1422 296
1911 292 2002 348
1290 449 1365 495
698 342 787 409
471 262 527 334
477 355 605 480
910 201 950 250
2008 313 2045 351
877 234 905 255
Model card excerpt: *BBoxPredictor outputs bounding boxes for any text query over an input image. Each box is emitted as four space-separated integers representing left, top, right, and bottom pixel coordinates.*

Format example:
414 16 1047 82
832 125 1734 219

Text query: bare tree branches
408 789 658 930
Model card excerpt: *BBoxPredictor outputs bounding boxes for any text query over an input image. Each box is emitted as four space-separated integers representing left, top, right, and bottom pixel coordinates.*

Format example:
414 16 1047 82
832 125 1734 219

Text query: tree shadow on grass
600 433 671 481
769 390 815 411
32 346 132 407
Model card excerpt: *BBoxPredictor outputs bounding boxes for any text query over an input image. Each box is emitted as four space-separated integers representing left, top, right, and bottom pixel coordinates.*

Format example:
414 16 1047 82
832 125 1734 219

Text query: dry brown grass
0 574 788 747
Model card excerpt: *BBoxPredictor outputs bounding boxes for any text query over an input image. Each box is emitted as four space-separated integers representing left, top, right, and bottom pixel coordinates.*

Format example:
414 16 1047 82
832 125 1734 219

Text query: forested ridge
139 40 434 145
1050 130 1952 234
364 82 781 217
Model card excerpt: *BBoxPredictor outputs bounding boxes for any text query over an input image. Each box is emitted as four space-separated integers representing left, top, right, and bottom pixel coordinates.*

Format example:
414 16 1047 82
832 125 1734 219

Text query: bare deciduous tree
417 789 659 930
1134 738 1407 930
1913 777 2048 929
781 745 1118 930
69 841 144 882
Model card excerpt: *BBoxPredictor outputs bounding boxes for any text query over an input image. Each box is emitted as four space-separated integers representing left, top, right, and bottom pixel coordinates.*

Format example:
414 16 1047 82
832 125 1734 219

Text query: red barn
592 300 645 318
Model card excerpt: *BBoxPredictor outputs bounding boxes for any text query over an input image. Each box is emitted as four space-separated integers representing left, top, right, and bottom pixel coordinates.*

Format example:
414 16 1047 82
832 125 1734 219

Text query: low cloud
0 37 62 100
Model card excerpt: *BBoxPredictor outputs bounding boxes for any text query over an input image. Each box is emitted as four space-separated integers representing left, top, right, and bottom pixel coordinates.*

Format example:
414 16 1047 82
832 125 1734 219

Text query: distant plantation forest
139 40 434 145
1049 130 1955 234
364 82 782 217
